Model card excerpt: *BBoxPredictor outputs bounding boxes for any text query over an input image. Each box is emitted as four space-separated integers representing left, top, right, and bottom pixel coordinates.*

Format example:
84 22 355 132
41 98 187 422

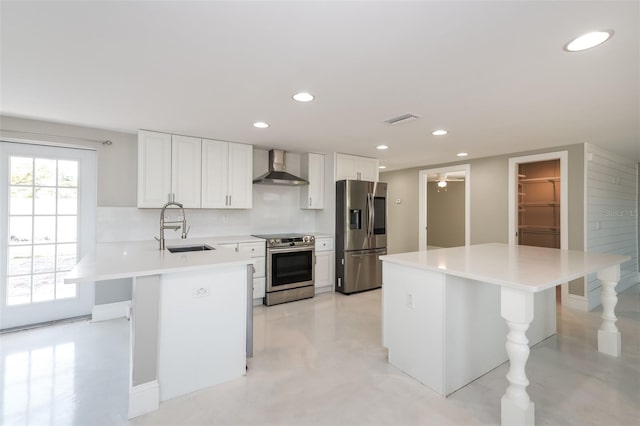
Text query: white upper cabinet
201 139 229 208
171 135 202 208
137 130 172 208
335 153 379 182
138 131 202 208
300 153 325 209
227 142 253 208
201 139 252 209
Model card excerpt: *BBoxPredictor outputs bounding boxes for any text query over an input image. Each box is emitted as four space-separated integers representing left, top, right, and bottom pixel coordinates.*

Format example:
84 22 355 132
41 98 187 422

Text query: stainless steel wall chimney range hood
253 149 309 186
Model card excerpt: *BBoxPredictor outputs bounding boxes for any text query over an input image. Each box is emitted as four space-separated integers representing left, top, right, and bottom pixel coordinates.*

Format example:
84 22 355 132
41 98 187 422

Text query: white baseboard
562 294 588 311
315 285 334 294
92 300 131 322
128 380 160 419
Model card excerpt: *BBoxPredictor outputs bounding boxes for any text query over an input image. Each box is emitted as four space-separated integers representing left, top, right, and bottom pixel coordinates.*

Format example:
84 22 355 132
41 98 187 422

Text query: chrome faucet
155 201 189 250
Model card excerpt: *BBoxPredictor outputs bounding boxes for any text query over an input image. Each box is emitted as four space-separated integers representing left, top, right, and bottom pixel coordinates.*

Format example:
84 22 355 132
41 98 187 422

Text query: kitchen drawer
253 277 265 299
218 243 238 251
238 242 265 256
252 257 265 278
315 237 334 252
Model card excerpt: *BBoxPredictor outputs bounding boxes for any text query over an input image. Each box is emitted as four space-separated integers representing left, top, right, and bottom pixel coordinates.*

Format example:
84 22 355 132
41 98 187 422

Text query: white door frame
418 164 471 250
0 141 96 329
507 151 568 248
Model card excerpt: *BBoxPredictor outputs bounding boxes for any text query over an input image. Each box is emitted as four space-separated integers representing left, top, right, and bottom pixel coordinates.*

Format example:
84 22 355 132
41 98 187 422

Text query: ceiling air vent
384 113 421 125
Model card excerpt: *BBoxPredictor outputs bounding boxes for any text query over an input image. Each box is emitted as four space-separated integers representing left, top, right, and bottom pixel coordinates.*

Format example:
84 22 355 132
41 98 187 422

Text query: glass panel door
0 142 96 330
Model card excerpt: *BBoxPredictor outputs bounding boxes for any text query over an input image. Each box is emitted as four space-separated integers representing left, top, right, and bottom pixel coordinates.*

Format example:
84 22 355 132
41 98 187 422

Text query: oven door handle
268 245 315 254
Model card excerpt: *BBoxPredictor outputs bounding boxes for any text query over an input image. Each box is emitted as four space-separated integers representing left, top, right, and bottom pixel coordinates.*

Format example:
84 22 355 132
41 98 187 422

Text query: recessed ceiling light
457 152 468 157
378 165 387 169
432 129 448 136
293 92 314 102
377 145 388 150
253 122 269 128
564 30 613 52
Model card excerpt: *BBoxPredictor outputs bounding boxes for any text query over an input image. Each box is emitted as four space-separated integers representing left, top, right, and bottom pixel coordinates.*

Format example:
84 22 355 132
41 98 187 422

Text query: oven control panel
258 234 315 248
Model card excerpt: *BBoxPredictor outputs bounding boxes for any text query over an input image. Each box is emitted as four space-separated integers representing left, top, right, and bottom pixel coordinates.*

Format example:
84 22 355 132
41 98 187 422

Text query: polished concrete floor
1 284 639 426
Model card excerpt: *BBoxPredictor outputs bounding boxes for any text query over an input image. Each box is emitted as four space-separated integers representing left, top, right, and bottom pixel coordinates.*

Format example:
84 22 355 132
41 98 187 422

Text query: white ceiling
1 1 638 171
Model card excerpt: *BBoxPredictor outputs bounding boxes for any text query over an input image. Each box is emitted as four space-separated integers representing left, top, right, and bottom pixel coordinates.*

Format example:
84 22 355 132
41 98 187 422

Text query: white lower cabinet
315 237 334 293
219 241 266 299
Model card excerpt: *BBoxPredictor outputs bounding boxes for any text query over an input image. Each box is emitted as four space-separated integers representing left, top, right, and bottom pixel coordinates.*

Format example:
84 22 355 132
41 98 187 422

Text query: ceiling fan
433 172 465 191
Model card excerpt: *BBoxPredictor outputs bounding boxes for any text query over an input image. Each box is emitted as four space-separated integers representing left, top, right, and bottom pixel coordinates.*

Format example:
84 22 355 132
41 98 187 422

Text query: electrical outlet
407 292 415 309
193 287 210 298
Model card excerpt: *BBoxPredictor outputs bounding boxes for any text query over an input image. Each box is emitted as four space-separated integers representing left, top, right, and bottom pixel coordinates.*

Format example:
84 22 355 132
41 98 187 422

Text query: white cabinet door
138 130 172 208
201 139 229 208
315 237 334 290
203 141 252 209
171 135 202 208
335 153 379 182
315 251 334 289
336 154 359 181
231 241 265 300
358 157 379 182
300 153 325 209
227 143 253 209
253 277 266 299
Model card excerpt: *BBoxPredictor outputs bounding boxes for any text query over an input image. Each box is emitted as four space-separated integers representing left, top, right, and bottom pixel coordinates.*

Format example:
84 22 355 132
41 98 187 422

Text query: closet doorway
508 151 568 301
517 159 561 248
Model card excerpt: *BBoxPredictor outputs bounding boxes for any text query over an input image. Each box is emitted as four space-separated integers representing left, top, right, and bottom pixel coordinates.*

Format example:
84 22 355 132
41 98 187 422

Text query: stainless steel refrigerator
335 180 387 294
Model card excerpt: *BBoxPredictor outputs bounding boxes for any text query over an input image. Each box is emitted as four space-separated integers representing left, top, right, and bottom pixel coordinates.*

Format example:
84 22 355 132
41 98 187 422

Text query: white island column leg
500 287 535 426
597 265 621 357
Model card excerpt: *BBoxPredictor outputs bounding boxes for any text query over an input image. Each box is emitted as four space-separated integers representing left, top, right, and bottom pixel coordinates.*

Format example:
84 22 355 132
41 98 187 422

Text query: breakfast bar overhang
380 243 630 426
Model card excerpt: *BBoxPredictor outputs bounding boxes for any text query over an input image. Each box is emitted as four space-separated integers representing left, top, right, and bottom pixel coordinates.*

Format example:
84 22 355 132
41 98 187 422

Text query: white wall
0 115 137 207
585 144 639 309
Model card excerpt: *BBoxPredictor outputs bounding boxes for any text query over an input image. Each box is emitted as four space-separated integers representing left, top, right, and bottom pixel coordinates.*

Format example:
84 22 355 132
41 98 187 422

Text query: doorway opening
418 164 470 250
517 159 561 249
508 151 570 304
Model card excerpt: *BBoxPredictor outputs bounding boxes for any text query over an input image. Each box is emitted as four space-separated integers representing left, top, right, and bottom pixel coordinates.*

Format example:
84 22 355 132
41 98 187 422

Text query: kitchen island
381 243 630 426
65 236 261 418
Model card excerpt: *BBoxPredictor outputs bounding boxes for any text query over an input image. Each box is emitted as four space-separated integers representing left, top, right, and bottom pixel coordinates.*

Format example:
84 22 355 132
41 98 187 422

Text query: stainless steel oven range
252 233 315 306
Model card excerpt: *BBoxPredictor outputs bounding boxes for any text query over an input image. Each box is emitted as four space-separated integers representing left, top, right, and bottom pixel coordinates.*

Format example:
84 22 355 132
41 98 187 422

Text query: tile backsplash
97 185 317 242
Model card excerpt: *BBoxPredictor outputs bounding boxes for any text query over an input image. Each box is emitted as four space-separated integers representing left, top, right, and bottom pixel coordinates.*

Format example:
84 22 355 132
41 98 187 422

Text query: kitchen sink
166 244 215 253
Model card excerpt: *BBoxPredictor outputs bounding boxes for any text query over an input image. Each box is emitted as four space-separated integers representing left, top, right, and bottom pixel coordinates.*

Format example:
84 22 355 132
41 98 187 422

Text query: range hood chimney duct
253 149 309 186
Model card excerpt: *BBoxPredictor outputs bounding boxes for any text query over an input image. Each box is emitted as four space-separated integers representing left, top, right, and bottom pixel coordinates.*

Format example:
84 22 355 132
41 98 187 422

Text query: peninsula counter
65 237 259 418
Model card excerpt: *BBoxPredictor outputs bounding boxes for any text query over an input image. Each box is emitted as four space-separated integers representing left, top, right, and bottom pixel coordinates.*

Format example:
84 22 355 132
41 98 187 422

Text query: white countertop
380 243 630 292
65 236 263 284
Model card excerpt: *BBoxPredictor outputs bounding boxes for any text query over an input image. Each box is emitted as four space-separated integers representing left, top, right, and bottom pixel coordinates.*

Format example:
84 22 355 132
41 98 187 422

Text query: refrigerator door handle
367 193 374 238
